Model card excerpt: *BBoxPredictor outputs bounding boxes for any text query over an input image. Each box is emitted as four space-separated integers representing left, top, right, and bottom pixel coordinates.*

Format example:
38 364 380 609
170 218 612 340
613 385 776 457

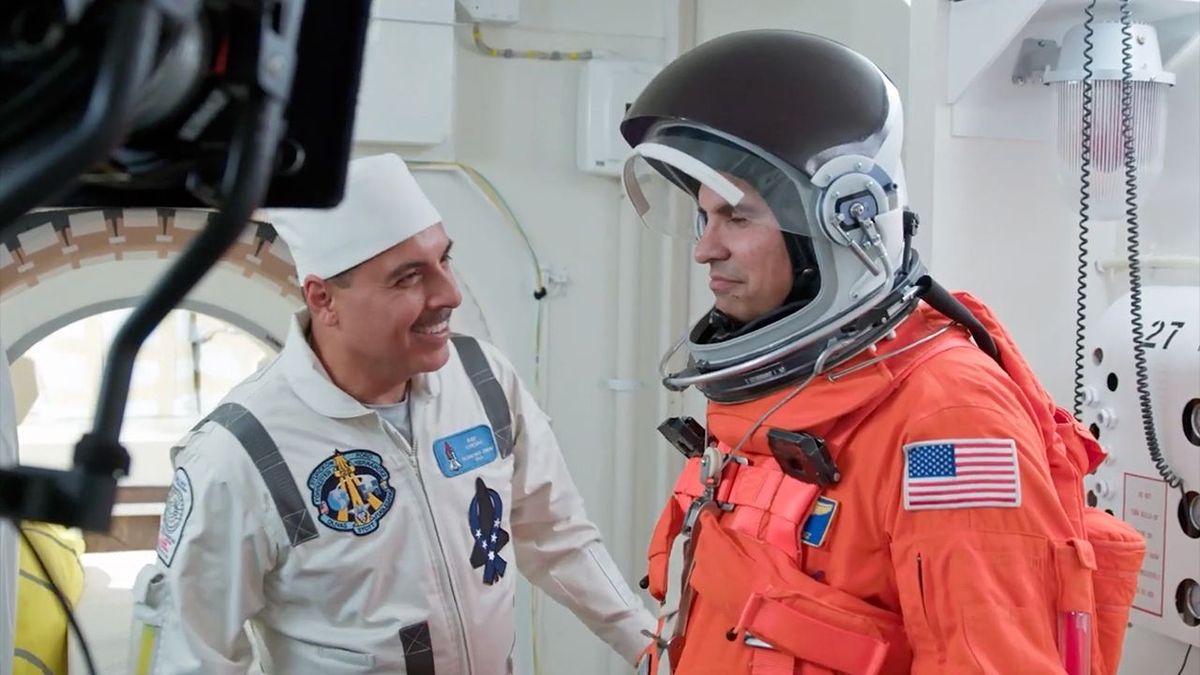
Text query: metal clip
700 445 747 484
699 444 725 486
681 491 725 534
681 446 746 534
641 628 670 651
682 496 707 532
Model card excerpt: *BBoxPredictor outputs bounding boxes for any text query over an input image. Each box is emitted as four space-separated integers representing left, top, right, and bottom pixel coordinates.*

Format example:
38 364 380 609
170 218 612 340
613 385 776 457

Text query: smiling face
693 177 794 323
305 223 462 388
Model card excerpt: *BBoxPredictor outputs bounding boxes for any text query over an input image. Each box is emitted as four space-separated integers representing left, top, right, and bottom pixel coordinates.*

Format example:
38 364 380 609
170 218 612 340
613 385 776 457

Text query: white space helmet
621 30 929 402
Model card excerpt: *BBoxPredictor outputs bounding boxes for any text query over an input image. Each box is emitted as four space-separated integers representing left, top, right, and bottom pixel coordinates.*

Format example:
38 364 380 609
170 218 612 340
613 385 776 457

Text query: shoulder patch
157 467 194 566
307 449 396 536
433 425 499 478
903 438 1021 511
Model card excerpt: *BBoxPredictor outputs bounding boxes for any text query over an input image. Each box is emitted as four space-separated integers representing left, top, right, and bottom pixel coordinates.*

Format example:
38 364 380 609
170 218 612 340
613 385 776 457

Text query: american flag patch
902 438 1021 511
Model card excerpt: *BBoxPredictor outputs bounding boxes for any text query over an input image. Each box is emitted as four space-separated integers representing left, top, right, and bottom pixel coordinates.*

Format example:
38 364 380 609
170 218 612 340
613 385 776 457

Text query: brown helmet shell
620 30 892 175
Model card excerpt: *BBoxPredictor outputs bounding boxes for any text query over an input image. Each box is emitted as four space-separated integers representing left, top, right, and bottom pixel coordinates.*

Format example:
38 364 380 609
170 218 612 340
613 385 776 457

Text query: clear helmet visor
621 127 829 242
620 125 917 400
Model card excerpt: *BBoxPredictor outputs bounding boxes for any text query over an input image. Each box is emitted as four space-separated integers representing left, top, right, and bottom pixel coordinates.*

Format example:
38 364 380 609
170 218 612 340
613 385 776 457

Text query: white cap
268 153 441 281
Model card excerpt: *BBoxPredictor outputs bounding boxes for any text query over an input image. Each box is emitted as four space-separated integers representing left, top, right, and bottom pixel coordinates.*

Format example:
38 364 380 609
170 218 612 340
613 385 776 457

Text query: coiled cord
1072 0 1098 419
1119 0 1186 494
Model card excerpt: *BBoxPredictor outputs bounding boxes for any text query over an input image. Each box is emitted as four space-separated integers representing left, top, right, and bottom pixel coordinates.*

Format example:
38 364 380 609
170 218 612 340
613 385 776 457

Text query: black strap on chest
451 334 514 459
188 402 320 546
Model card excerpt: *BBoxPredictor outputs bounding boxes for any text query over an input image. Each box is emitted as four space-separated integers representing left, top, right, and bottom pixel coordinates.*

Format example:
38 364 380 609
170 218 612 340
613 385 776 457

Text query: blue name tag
801 496 839 548
433 425 499 478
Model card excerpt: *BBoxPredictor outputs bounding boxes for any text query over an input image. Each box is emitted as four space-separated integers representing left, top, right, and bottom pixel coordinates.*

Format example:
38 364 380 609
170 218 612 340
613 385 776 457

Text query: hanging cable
1071 0 1098 419
471 23 594 61
1119 0 1185 495
409 161 550 396
410 161 545 296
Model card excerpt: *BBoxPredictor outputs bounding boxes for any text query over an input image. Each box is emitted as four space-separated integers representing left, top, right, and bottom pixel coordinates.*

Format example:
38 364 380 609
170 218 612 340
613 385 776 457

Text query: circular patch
157 467 194 566
163 485 187 531
307 449 396 536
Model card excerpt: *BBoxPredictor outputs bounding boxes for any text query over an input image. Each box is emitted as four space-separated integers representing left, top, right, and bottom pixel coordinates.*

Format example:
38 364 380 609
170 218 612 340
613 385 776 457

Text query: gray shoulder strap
450 335 513 459
191 402 319 546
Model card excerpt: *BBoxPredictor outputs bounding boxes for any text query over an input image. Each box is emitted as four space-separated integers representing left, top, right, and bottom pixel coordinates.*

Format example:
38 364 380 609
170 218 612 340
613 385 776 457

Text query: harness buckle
684 445 746 532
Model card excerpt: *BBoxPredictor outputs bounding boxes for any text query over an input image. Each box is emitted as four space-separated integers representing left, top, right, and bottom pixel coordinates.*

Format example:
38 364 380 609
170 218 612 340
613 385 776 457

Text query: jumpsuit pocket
916 553 931 624
129 565 169 673
898 551 942 655
960 604 1061 674
1083 507 1145 675
314 644 378 668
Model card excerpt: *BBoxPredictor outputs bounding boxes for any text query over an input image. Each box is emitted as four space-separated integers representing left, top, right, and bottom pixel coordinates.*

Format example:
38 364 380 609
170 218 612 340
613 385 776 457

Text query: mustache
708 265 741 281
413 308 452 328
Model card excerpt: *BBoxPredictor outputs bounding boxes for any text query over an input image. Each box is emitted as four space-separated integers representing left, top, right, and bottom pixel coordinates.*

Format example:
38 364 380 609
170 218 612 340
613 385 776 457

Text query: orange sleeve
885 401 1075 675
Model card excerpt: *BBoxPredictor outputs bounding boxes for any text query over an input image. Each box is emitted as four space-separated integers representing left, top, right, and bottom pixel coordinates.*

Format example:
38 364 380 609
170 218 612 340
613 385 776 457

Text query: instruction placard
1123 473 1168 616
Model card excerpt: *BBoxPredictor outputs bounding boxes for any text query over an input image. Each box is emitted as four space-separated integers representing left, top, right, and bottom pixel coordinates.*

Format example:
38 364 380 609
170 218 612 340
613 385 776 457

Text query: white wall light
1042 21 1175 221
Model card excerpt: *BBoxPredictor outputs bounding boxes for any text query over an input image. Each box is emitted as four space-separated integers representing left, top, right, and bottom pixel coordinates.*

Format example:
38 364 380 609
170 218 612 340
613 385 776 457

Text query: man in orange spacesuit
619 30 1146 675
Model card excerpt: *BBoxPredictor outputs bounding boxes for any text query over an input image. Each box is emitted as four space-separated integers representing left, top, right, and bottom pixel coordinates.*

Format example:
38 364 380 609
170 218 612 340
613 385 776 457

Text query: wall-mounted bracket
1011 37 1061 85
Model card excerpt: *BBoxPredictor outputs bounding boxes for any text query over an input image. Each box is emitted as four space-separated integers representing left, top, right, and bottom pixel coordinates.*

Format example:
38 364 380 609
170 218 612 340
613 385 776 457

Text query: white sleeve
133 429 280 675
505 373 655 665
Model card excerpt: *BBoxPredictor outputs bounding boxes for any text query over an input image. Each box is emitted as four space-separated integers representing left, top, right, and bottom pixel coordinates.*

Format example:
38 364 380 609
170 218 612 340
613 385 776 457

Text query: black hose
1071 0 1098 420
1118 0 1185 495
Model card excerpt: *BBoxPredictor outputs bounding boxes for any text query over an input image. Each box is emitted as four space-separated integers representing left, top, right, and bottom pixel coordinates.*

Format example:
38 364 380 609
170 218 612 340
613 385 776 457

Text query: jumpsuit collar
706 307 960 454
280 310 442 419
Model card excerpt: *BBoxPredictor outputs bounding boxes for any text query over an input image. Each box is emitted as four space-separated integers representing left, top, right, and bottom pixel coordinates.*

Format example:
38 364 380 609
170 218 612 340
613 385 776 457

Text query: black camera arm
0 0 307 531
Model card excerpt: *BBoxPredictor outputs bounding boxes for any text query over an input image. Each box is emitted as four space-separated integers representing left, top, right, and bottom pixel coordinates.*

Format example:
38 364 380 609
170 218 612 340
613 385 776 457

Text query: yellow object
13 523 85 675
470 24 593 61
135 623 159 675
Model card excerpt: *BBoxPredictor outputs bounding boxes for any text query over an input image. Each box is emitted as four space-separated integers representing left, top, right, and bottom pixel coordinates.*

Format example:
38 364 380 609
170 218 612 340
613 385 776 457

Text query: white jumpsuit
133 312 654 674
